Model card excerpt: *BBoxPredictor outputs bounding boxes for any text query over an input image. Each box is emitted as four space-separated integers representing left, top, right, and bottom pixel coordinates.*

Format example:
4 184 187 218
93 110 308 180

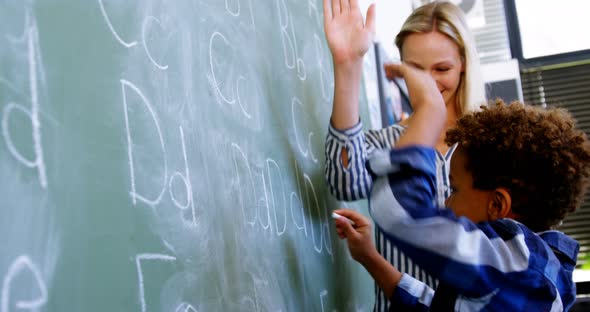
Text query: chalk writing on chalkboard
0 0 375 310
1 255 47 312
2 15 47 189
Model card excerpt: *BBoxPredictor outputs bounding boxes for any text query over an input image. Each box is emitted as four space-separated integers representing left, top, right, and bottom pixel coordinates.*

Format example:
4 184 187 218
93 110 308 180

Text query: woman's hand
323 0 376 66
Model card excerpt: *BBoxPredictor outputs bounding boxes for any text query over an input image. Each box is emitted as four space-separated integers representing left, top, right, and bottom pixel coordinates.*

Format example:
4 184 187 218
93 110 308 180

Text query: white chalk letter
1 256 48 312
98 0 138 48
121 79 168 206
135 253 176 312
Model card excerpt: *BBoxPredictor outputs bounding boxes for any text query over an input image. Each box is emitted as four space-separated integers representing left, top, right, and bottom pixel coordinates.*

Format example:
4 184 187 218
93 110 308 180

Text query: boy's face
445 148 494 223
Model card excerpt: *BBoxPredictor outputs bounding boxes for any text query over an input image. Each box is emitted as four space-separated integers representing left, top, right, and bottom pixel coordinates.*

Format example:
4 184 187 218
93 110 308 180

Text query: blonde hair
395 1 486 115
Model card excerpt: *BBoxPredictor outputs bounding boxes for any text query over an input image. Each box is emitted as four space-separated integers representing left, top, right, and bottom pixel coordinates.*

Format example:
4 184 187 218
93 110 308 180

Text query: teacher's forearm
330 61 363 130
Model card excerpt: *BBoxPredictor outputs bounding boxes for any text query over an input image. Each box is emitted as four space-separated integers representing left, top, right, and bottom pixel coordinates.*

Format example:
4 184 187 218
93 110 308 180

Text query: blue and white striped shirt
325 121 456 311
369 146 578 311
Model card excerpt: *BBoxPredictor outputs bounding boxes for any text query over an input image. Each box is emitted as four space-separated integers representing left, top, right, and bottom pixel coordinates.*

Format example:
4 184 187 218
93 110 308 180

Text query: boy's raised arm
384 63 446 148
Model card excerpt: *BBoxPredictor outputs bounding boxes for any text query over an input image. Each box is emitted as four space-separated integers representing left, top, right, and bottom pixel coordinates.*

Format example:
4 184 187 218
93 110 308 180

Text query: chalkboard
0 1 374 311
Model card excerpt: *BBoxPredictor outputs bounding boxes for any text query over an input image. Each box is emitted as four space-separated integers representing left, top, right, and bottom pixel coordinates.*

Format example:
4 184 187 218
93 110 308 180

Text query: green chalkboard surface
0 1 374 311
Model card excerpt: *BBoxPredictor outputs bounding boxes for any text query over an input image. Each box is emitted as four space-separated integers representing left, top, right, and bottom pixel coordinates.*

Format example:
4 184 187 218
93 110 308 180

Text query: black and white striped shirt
325 121 456 311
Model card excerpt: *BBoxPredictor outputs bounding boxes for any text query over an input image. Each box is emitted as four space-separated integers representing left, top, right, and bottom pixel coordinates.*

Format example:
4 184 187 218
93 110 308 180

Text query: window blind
472 0 512 64
521 61 590 267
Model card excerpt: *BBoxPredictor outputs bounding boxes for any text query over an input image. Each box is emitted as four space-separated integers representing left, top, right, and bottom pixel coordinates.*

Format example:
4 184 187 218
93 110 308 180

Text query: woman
323 1 486 310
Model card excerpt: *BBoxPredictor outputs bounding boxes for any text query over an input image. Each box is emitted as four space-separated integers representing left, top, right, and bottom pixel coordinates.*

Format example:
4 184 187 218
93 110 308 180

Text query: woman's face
401 31 464 108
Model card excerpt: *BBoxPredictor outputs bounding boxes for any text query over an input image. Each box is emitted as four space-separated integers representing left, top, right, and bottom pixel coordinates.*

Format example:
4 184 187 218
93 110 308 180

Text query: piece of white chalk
331 212 356 226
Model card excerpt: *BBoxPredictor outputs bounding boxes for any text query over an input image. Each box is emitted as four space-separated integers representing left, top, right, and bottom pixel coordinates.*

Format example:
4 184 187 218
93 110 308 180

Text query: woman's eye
437 68 450 72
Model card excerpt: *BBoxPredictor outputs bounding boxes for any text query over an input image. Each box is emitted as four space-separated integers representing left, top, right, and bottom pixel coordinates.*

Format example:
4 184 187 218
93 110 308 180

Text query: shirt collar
537 230 579 265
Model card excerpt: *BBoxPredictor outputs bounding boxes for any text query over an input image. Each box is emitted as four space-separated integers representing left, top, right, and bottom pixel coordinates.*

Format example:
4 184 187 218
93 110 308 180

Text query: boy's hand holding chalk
332 212 356 226
331 209 376 263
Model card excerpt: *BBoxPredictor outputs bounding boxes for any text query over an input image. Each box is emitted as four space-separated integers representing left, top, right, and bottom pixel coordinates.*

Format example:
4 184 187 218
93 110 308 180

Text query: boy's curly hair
445 100 590 231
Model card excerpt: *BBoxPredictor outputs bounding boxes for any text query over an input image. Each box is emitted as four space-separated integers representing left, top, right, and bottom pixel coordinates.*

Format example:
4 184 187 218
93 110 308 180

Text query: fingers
334 216 349 239
332 0 341 16
325 0 356 19
323 0 333 20
334 208 369 227
350 0 359 11
384 62 404 80
333 208 367 240
334 216 356 238
335 221 346 239
340 0 350 12
365 3 376 36
336 228 346 239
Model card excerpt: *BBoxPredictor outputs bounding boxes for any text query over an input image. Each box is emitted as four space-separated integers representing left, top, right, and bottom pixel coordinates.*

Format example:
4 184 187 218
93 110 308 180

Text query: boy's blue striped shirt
324 122 578 311
368 145 578 311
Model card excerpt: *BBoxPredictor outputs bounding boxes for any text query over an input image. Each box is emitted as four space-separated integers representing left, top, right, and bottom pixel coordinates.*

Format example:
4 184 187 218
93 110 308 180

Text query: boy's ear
487 188 512 221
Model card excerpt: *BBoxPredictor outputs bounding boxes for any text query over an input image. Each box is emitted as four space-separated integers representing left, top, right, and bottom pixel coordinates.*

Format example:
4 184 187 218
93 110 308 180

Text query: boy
333 63 590 311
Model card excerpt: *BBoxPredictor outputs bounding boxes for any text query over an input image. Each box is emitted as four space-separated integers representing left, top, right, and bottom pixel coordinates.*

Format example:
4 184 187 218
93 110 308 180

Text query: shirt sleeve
390 273 434 311
324 121 404 201
368 146 533 299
